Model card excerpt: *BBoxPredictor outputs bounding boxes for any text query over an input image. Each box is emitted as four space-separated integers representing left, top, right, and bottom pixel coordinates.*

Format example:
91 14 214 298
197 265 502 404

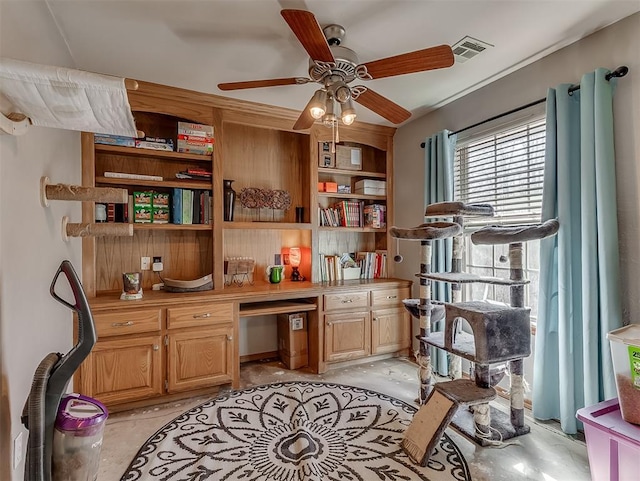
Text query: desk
81 279 411 410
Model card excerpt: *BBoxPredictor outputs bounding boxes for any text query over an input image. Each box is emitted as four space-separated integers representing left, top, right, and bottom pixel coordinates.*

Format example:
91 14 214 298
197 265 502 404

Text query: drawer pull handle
112 321 134 327
153 344 159 351
386 295 397 299
327 322 333 327
341 299 353 303
227 335 233 341
193 313 212 319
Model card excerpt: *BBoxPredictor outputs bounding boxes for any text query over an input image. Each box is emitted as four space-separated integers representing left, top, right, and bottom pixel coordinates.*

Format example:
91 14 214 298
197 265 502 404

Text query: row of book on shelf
94 122 214 155
319 201 386 228
97 189 212 225
319 251 388 282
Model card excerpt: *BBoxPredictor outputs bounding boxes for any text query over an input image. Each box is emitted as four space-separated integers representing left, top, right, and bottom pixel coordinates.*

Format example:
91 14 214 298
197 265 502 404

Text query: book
178 122 214 137
182 189 193 224
94 134 136 147
172 188 183 224
135 139 174 151
105 172 163 182
192 189 202 225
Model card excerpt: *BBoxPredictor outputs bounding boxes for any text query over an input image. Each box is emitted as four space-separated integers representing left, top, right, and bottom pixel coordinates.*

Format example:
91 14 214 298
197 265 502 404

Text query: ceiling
22 0 640 126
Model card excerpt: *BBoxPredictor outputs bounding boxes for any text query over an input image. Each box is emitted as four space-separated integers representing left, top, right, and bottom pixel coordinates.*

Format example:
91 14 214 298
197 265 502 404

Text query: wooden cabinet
322 286 410 365
79 334 163 406
167 326 234 392
79 300 236 408
371 286 411 355
166 301 235 393
371 307 411 355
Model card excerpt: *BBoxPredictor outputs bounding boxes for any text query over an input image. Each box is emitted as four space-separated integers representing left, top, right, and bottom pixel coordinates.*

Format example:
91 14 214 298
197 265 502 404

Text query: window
454 116 546 321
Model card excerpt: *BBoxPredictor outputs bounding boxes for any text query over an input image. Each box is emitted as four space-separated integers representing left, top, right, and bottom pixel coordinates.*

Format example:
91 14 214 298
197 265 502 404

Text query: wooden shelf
319 226 387 233
96 176 212 190
239 300 317 317
95 144 212 163
318 192 386 201
224 221 313 230
133 223 212 231
318 167 386 179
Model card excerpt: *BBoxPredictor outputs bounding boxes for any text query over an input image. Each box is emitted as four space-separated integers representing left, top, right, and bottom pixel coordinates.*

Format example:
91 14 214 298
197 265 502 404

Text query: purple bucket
55 394 108 436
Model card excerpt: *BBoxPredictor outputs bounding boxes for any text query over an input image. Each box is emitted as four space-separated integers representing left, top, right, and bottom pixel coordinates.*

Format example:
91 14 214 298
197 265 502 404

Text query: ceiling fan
218 9 454 130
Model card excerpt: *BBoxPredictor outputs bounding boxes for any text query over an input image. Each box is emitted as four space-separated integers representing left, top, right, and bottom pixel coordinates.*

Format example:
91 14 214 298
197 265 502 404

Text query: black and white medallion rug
121 381 471 481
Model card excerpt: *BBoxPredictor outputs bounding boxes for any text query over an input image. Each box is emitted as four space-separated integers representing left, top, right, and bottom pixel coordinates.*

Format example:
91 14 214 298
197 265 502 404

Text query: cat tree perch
40 176 132 241
0 57 142 137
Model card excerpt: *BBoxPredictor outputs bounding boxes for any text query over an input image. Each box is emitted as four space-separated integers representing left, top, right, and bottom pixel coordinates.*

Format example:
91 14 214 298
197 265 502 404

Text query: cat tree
392 201 559 454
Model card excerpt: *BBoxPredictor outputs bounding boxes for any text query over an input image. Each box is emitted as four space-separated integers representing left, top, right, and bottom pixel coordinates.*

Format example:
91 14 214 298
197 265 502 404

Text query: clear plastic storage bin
52 394 108 481
607 324 640 425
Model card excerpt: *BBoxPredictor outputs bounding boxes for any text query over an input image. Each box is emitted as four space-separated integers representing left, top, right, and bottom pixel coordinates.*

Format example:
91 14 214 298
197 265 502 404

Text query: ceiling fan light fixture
340 99 356 125
322 97 337 125
334 83 351 103
309 89 328 119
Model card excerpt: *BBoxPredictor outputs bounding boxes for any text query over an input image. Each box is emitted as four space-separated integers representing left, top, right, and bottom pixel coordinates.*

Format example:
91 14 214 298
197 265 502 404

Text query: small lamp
340 99 357 125
289 247 304 281
309 90 328 119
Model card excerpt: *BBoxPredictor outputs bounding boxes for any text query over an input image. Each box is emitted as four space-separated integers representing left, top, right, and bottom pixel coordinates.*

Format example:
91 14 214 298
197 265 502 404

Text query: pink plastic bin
576 398 640 481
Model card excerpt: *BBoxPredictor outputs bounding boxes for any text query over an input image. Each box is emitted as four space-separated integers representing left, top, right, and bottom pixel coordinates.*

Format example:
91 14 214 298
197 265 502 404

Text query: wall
0 2 81 480
394 13 640 388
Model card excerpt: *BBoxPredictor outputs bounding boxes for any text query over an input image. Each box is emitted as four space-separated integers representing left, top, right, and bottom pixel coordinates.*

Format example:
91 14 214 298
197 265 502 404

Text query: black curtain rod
420 65 629 148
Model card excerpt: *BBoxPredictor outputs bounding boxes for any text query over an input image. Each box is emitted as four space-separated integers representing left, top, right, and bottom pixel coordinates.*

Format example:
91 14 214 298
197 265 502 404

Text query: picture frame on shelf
318 141 335 168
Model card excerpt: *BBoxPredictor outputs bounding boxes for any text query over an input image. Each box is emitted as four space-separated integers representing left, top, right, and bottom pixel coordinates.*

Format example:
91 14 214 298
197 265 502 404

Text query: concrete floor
98 357 592 481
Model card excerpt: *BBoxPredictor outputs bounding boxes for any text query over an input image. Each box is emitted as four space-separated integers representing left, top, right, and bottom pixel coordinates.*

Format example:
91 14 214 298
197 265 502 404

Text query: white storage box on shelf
355 179 386 196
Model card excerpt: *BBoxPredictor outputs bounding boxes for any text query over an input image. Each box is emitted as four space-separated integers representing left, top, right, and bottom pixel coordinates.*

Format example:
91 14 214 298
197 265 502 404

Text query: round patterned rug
121 381 471 481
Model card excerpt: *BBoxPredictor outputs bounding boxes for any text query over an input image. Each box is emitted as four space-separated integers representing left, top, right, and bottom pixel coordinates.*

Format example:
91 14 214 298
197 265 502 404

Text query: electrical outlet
13 432 23 469
141 256 151 271
152 256 163 272
291 316 304 331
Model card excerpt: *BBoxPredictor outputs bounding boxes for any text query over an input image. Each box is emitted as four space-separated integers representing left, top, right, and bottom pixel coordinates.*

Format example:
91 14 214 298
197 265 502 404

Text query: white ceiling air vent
452 36 494 63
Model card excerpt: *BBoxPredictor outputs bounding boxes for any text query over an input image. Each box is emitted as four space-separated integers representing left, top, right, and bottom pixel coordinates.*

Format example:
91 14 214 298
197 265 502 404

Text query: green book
182 189 193 224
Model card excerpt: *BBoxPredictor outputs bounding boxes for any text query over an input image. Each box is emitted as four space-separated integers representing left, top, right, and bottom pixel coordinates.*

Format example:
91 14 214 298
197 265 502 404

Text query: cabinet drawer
371 287 410 308
324 291 369 311
167 302 234 329
93 308 162 337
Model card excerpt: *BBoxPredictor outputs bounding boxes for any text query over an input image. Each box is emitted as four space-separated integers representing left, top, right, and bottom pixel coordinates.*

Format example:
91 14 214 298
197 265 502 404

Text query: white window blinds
454 117 546 227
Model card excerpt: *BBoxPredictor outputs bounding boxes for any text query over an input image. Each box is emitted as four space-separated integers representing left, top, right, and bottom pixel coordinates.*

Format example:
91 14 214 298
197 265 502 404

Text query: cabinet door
324 311 370 362
167 326 234 392
79 335 163 405
371 307 411 355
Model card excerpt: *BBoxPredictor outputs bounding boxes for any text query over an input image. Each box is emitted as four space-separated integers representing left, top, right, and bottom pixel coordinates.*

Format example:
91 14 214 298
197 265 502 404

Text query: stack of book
363 204 387 228
318 251 387 281
319 200 364 227
175 168 212 180
171 188 212 225
132 191 170 224
135 136 174 152
177 122 214 155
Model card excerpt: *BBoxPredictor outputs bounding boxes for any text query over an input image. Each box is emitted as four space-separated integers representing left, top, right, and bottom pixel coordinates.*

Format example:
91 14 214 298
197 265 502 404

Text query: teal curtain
533 68 622 434
424 130 457 376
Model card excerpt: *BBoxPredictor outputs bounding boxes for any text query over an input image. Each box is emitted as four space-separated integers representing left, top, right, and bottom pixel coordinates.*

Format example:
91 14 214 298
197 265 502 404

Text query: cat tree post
418 238 433 403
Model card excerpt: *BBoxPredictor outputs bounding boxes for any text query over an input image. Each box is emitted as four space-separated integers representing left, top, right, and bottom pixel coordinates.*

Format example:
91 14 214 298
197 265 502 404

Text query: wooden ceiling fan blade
361 45 454 79
218 77 303 91
293 95 317 131
355 89 411 124
281 9 334 63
